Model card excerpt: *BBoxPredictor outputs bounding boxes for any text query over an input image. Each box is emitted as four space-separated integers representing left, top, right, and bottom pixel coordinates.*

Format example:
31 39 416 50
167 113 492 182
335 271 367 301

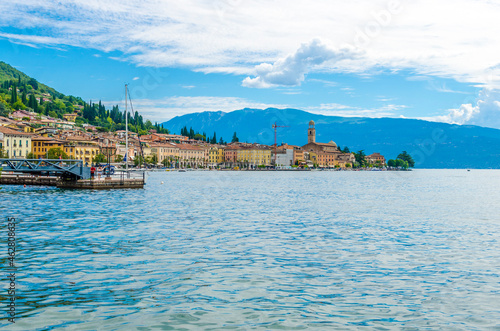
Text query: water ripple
1 170 499 330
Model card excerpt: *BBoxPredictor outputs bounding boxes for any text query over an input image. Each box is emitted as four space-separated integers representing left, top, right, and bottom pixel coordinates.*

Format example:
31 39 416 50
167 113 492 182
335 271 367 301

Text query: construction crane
272 122 290 166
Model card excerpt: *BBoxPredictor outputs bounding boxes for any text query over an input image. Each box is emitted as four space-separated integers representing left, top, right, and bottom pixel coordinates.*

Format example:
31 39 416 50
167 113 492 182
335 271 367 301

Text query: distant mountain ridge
162 108 500 169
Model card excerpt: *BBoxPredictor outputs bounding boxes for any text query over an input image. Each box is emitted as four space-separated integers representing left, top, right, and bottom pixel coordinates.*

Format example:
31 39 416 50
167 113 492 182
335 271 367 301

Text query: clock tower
308 120 316 144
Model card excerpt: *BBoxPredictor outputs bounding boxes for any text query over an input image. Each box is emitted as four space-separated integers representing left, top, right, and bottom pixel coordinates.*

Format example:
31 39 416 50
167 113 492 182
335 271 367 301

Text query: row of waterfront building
0 113 386 168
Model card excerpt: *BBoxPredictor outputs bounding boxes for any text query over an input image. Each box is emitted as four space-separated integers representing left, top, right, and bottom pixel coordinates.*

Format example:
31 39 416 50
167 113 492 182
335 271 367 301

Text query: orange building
367 152 386 165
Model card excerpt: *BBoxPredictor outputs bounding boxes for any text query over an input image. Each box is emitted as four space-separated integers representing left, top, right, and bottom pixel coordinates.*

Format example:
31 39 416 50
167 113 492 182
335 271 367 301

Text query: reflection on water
1 170 500 330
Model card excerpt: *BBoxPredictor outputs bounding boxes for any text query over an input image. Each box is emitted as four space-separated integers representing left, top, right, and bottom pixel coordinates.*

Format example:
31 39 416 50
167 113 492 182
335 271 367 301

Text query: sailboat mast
125 84 128 172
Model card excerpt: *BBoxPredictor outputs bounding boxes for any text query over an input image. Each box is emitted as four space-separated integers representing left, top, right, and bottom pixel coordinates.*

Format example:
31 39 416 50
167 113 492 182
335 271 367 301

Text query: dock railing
93 170 145 185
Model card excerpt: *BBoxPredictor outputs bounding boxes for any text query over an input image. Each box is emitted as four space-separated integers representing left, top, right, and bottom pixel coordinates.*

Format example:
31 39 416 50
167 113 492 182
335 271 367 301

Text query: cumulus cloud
1 0 500 88
433 88 500 129
242 39 359 88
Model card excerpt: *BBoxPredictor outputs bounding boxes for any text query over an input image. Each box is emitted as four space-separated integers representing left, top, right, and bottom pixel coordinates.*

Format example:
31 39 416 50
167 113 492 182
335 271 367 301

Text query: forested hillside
0 61 167 134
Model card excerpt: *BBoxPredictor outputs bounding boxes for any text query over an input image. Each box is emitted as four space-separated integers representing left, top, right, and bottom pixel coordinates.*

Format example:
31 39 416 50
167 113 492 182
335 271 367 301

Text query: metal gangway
0 159 91 179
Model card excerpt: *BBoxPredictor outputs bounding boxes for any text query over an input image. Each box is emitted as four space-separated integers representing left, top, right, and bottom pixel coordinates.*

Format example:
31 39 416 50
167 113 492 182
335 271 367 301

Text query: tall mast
125 84 128 171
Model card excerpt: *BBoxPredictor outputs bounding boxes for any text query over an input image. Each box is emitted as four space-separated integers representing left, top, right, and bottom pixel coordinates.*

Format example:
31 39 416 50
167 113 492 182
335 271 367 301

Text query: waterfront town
0 110 387 169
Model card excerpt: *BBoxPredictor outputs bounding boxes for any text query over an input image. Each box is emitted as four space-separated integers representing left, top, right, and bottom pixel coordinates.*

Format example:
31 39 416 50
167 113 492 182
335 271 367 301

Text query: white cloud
432 85 470 94
102 96 289 123
242 39 359 88
431 88 500 129
376 96 394 102
308 79 338 87
419 78 473 94
1 0 499 88
304 102 407 117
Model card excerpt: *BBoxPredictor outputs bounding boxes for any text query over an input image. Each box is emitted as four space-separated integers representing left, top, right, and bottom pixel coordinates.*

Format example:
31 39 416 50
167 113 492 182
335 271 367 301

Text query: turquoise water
1 170 500 330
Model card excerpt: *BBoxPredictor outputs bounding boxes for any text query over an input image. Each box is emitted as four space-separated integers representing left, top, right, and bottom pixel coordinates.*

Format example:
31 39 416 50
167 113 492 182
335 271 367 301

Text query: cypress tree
10 84 17 104
29 94 39 112
33 95 39 113
231 132 239 143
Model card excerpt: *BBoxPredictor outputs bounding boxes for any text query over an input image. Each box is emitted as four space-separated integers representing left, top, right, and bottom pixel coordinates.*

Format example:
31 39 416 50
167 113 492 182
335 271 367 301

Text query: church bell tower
308 120 316 143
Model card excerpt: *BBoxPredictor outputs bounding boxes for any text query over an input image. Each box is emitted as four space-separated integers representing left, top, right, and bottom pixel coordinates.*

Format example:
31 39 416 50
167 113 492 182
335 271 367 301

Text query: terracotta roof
32 135 63 142
65 136 96 141
0 126 32 136
64 136 99 145
155 133 186 138
178 144 204 150
0 116 17 124
315 142 337 147
150 142 179 148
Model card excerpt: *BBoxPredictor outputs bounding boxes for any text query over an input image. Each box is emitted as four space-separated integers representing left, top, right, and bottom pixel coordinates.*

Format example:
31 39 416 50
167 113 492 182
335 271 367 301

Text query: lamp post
105 138 110 178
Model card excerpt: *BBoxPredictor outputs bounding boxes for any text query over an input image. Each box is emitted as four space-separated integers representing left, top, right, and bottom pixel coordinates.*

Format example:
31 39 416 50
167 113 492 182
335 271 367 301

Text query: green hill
0 61 56 95
0 61 167 134
0 61 81 117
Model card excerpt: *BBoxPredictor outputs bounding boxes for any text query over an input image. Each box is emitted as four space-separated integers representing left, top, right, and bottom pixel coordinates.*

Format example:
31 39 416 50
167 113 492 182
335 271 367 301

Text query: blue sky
1 0 500 128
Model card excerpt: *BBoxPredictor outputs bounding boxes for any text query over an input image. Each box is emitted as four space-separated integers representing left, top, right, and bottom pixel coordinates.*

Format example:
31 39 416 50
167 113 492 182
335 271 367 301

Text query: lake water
1 169 500 330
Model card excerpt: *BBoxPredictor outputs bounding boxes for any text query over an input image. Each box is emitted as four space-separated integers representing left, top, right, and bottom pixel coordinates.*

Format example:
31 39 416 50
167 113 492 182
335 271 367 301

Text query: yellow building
31 136 65 159
23 125 36 133
63 113 78 122
208 147 218 166
63 137 100 165
0 126 32 159
308 151 318 165
237 146 271 166
216 147 225 163
208 146 225 167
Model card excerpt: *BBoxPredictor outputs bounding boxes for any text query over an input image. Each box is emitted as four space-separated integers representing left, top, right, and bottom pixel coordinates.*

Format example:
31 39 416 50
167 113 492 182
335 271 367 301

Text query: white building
273 148 294 166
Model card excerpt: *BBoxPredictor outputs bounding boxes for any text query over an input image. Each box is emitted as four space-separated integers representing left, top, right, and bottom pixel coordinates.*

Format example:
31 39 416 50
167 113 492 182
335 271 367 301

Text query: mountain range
162 108 500 169
2 60 499 169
